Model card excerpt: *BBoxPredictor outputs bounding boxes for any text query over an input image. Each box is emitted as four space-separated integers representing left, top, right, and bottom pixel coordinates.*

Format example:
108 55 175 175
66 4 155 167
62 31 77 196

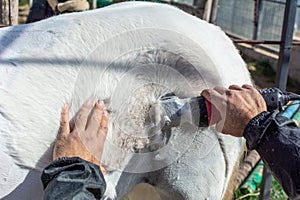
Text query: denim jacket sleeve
243 111 300 199
41 157 106 200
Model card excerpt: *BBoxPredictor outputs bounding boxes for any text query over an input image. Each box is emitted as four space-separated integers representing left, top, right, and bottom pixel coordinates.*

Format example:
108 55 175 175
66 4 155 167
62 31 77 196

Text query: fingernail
98 100 104 107
85 99 93 106
103 110 108 117
62 103 68 110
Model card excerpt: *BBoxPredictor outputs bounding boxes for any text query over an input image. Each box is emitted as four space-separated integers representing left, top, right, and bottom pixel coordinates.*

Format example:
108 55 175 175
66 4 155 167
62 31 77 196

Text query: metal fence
216 0 300 50
216 0 254 39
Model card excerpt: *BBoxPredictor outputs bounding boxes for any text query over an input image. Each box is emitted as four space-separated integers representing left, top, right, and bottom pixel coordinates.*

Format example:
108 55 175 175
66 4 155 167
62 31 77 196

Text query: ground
244 57 300 94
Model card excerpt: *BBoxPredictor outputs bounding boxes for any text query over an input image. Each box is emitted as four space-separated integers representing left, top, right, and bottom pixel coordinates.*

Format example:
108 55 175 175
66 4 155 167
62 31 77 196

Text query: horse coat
0 2 251 199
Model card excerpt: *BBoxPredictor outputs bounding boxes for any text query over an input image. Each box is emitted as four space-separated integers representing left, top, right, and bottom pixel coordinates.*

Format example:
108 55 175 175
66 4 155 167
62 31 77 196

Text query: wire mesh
216 0 254 39
257 0 286 49
216 0 300 50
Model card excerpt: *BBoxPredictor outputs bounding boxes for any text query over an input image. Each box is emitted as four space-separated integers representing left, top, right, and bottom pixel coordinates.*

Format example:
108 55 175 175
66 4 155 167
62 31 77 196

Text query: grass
271 179 288 200
19 0 29 6
247 61 276 83
247 60 300 93
234 177 288 200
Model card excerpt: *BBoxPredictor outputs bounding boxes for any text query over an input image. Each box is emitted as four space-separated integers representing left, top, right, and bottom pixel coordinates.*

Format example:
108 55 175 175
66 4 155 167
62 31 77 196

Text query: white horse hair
0 2 251 199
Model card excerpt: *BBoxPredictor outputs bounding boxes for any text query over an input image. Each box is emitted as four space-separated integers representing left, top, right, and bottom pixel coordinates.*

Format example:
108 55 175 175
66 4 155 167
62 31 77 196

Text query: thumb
59 103 70 137
100 165 107 175
209 103 222 125
201 89 222 125
201 89 211 102
215 119 225 133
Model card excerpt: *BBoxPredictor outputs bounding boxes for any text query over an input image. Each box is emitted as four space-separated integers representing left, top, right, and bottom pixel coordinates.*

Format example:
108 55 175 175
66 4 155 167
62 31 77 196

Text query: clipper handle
189 96 209 127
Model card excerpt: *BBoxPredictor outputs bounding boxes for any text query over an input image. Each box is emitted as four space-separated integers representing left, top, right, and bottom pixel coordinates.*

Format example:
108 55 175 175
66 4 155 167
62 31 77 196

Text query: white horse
0 2 251 199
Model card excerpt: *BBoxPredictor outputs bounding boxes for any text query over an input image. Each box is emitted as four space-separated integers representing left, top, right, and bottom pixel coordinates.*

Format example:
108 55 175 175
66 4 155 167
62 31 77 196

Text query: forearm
41 157 106 200
244 111 300 199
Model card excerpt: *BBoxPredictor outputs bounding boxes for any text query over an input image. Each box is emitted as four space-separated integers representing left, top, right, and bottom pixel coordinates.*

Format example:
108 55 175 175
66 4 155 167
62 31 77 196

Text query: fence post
259 167 272 200
276 0 297 90
253 0 262 40
209 0 219 24
203 0 213 22
0 0 18 27
92 0 97 9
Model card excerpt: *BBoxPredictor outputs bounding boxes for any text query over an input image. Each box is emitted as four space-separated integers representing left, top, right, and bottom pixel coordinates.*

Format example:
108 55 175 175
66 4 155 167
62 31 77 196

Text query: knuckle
76 113 87 121
92 114 101 123
95 103 104 110
60 120 68 126
61 110 68 115
101 126 108 132
79 105 90 114
206 89 212 94
244 84 252 87
206 89 214 96
76 113 82 120
225 90 233 96
58 129 67 137
56 133 66 140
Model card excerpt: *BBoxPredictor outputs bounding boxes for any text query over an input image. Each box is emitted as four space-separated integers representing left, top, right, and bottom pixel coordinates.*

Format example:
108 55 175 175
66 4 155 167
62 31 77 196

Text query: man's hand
53 100 109 168
201 84 267 137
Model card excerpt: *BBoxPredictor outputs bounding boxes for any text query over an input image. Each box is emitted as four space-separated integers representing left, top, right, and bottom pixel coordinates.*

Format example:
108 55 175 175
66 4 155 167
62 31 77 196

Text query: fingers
99 110 109 138
96 110 109 162
59 103 70 137
75 99 93 133
201 89 210 100
100 165 107 175
213 86 227 95
242 84 253 90
229 85 242 90
201 88 224 102
201 88 226 111
86 100 104 133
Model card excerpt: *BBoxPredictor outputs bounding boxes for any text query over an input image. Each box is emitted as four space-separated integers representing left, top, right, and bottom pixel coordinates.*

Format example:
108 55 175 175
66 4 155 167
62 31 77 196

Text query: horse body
0 2 250 199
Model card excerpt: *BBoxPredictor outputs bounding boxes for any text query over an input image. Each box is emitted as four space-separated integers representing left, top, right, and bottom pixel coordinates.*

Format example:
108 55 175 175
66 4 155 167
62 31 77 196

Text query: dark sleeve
26 0 54 23
243 111 300 199
41 157 106 200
